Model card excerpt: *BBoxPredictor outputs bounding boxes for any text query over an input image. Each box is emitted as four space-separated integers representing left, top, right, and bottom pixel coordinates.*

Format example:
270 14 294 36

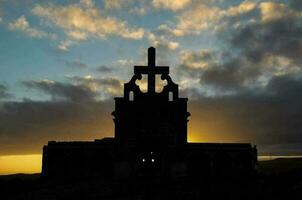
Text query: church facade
42 47 257 179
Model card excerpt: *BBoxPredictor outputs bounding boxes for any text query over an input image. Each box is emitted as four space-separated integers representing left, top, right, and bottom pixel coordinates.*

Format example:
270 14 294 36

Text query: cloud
129 6 147 15
0 75 125 154
2 74 302 155
97 65 113 73
158 0 253 37
32 1 144 41
66 30 87 41
103 0 149 15
157 0 257 37
169 1 302 152
178 50 260 91
0 84 10 99
152 0 191 11
65 59 87 68
259 2 302 23
175 1 302 91
0 75 124 154
104 0 132 10
148 32 179 51
115 59 134 66
66 75 123 97
8 15 50 38
289 0 302 10
200 59 251 90
230 4 302 67
0 99 113 155
188 74 302 148
157 24 186 37
173 1 302 150
180 50 216 70
175 3 221 35
0 7 2 23
226 0 257 16
23 79 97 102
79 0 94 7
57 40 74 52
23 76 124 102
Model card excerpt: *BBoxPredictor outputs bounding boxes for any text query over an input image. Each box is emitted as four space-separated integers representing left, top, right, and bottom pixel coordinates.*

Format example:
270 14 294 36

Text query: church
41 47 257 179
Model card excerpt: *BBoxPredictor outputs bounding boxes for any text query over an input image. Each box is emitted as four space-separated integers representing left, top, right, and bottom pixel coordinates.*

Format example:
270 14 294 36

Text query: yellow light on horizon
0 154 42 175
187 132 203 143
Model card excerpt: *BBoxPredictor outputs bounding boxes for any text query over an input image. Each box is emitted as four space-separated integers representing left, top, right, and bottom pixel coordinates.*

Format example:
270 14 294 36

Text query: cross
134 47 169 93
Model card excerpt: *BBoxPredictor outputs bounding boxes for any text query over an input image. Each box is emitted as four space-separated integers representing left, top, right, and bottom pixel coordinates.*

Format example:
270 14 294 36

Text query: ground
1 158 302 200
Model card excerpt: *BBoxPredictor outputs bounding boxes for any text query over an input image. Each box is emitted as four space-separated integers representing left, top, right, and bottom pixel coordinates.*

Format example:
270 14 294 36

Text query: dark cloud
0 77 123 155
200 64 242 90
179 50 260 90
267 74 302 97
0 99 114 155
66 76 123 96
200 57 261 90
231 17 302 65
23 80 96 102
0 84 10 99
97 65 112 73
189 74 302 150
186 2 302 91
1 74 302 155
289 0 302 10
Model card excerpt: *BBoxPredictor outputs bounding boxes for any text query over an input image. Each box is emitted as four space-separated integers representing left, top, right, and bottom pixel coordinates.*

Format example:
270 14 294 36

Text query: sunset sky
1 0 302 174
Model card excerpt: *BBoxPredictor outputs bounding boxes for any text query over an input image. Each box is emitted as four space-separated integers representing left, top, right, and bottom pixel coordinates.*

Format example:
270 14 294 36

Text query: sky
1 0 302 174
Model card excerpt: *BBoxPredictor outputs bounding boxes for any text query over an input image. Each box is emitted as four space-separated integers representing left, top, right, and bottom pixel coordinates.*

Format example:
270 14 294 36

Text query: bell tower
112 47 190 148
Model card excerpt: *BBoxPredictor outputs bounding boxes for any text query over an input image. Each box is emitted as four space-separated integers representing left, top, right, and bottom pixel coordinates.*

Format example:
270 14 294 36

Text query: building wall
42 141 257 180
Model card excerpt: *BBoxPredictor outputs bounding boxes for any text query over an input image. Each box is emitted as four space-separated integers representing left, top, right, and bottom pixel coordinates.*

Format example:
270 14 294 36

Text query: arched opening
129 91 134 101
155 75 167 93
135 75 148 93
169 92 173 102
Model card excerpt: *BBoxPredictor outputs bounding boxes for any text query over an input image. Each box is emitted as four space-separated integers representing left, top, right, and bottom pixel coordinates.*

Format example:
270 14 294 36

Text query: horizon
2 154 302 175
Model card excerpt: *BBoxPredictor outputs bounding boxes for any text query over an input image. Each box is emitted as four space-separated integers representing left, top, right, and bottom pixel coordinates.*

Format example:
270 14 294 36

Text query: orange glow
187 105 254 143
0 154 42 175
187 132 203 143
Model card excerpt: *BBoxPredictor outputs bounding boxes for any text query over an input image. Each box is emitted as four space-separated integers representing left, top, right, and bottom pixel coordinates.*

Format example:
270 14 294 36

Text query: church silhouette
42 47 257 179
